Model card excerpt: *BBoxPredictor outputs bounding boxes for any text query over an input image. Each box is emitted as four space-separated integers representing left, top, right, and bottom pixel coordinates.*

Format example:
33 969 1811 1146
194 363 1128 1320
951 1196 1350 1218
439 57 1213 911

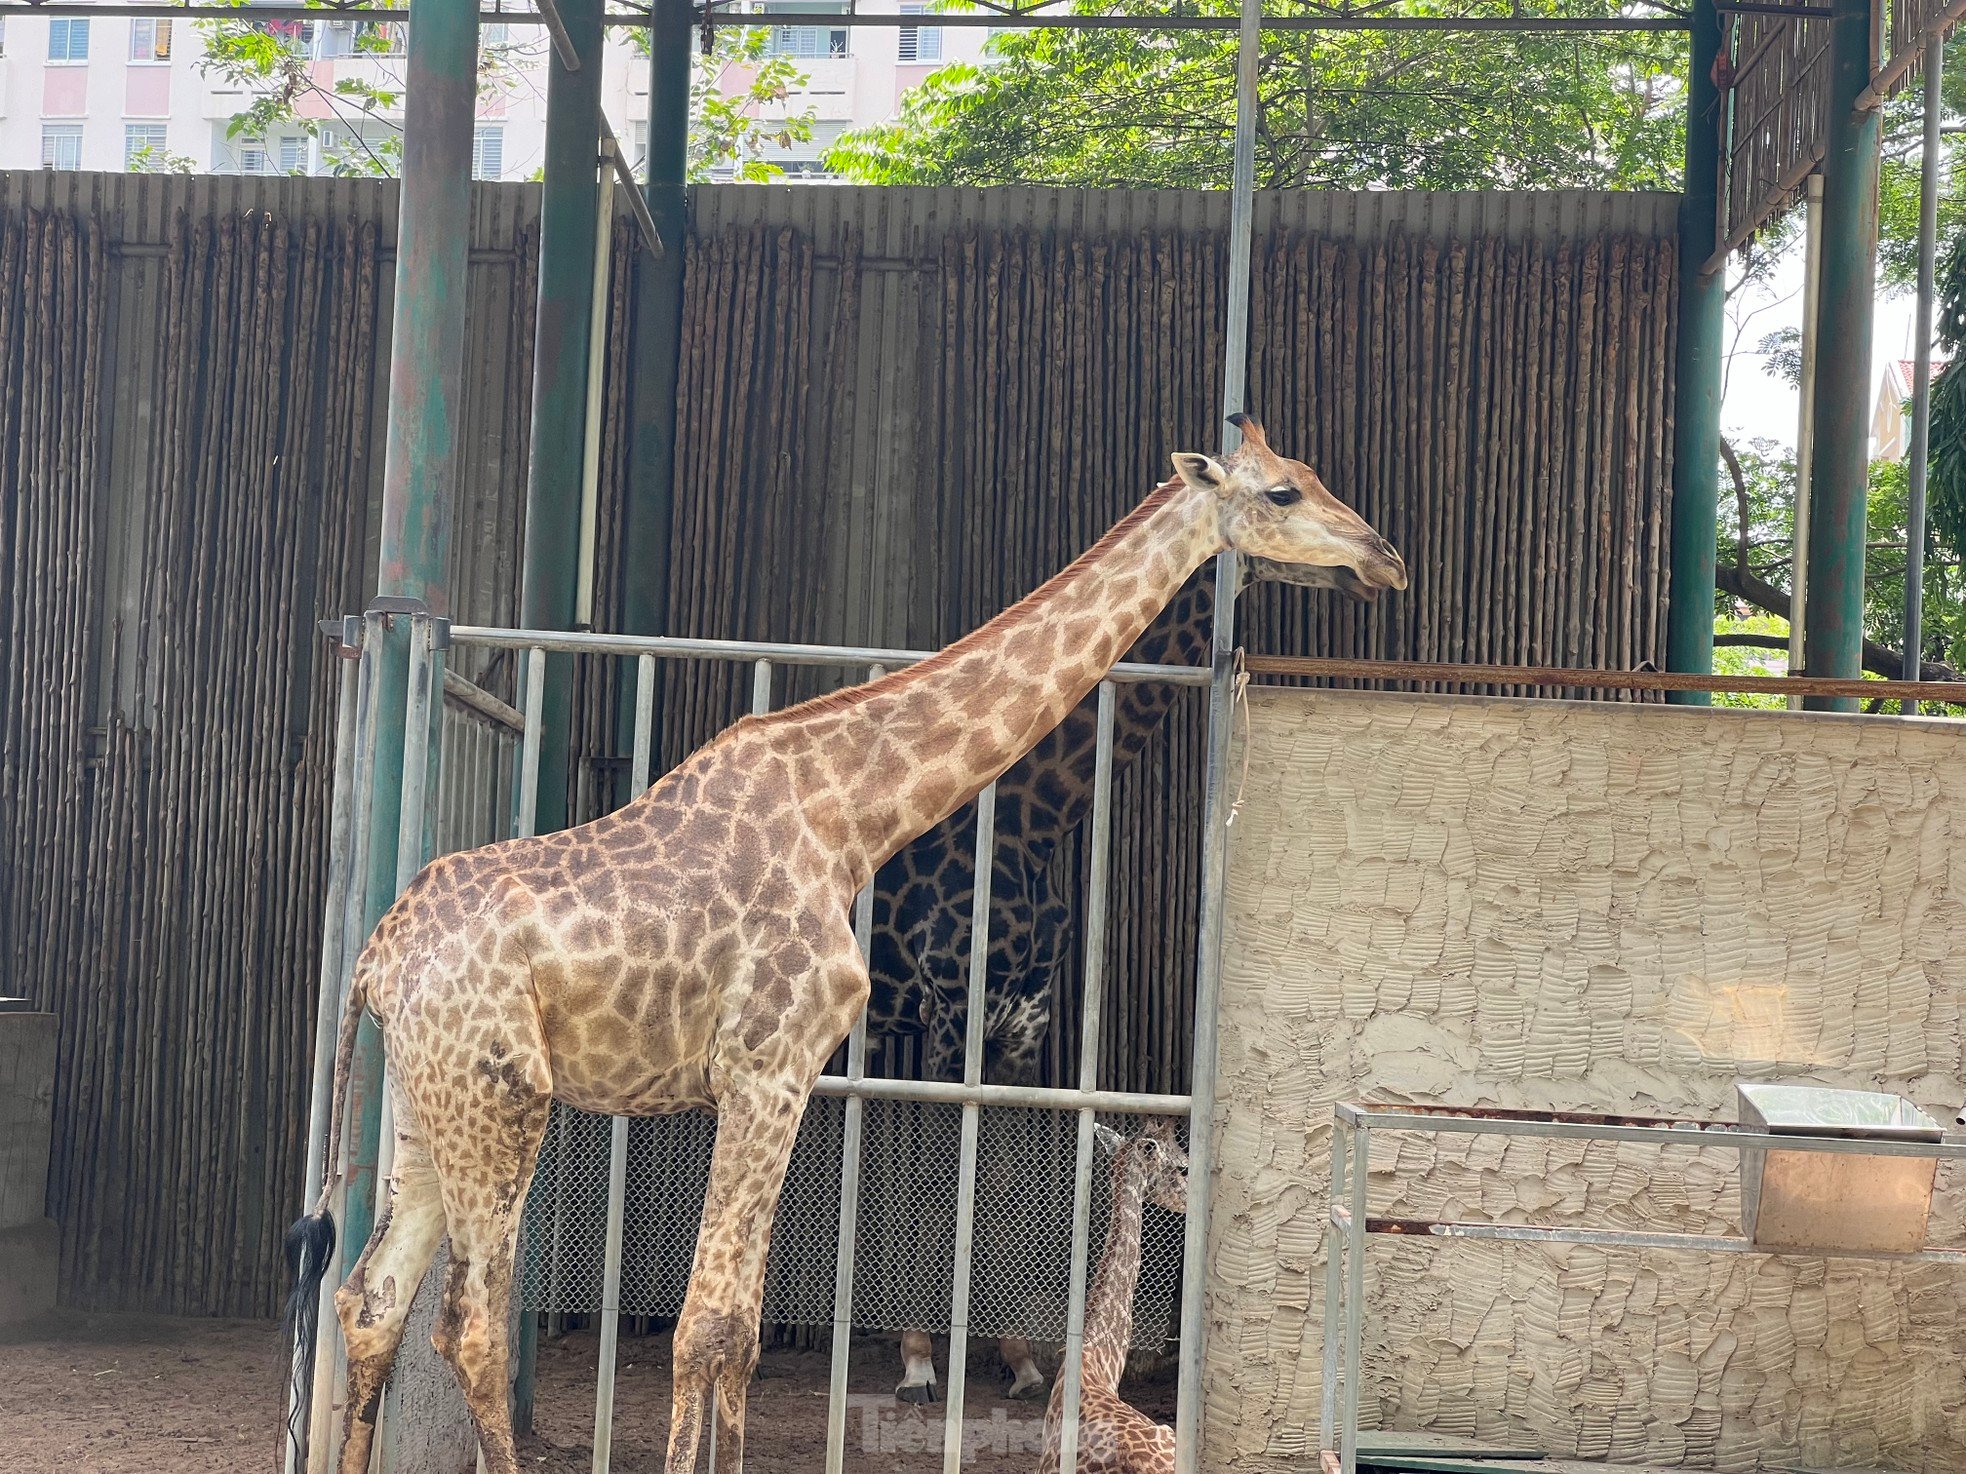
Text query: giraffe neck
767 480 1223 890
990 569 1217 870
1080 1147 1153 1393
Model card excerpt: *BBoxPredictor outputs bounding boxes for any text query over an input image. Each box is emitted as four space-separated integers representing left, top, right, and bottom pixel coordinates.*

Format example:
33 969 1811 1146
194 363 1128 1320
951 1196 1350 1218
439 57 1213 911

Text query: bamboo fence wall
0 175 1677 1316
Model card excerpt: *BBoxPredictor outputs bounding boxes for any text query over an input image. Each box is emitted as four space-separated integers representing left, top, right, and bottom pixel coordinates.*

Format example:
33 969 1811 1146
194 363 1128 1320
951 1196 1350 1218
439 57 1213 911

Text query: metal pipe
1857 0 1966 108
751 658 773 715
825 664 884 1474
288 646 360 1474
530 0 582 66
1317 1125 1348 1458
604 122 667 257
1332 1104 1966 1159
1904 32 1944 713
0 2 1693 27
591 654 657 1472
941 779 997 1474
1338 1121 1368 1474
310 618 384 1474
1804 0 1884 710
1791 172 1825 709
1345 1211 1966 1263
395 619 437 893
520 647 546 839
443 668 526 732
576 135 618 630
807 1077 1191 1114
448 623 1214 683
1056 682 1118 1474
521 0 606 836
1175 0 1259 1462
1667 0 1727 699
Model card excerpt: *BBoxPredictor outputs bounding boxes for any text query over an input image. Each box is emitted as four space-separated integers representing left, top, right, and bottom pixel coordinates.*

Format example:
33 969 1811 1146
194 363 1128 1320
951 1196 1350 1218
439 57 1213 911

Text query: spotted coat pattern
299 418 1407 1474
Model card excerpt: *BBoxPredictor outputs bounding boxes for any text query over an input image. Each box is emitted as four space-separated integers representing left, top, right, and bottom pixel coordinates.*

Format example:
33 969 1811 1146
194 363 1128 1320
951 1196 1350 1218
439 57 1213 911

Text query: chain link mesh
520 1100 1185 1352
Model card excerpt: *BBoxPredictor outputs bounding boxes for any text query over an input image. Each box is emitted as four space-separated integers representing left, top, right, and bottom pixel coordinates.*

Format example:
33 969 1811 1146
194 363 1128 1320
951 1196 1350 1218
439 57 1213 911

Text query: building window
278 135 309 174
130 18 173 62
238 139 269 174
898 6 941 63
631 121 649 176
472 125 503 181
124 123 168 170
48 17 89 63
766 5 847 58
42 124 83 171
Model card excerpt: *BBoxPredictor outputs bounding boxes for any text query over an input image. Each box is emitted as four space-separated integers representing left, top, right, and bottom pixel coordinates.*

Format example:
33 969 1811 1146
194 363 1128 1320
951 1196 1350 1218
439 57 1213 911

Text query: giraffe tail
281 968 367 1450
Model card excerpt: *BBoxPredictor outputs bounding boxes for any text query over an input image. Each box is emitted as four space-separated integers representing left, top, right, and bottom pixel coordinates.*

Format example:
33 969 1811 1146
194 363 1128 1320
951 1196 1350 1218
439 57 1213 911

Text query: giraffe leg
667 1079 811 1474
897 1327 938 1403
332 1123 447 1474
1000 1334 1045 1400
416 1011 553 1474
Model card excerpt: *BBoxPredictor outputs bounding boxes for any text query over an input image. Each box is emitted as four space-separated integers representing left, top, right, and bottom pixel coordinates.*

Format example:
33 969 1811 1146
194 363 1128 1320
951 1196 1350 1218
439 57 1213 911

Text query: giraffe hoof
895 1381 939 1405
1002 1374 1047 1402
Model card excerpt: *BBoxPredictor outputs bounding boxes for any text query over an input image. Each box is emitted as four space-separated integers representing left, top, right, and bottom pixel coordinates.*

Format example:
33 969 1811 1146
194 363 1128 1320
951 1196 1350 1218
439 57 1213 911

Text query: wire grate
520 1100 1184 1352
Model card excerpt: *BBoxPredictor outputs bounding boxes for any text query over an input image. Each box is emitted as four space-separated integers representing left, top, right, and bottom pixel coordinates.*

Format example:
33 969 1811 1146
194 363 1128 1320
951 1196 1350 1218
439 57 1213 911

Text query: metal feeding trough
1737 1082 1943 1254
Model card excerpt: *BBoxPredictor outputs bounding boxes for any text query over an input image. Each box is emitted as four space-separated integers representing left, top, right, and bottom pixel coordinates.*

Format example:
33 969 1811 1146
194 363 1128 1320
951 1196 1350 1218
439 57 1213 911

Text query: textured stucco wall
1205 689 1966 1473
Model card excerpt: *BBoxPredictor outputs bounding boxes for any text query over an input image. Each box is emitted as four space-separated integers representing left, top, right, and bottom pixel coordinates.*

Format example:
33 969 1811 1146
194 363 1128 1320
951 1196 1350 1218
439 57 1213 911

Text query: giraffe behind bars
282 414 1407 1474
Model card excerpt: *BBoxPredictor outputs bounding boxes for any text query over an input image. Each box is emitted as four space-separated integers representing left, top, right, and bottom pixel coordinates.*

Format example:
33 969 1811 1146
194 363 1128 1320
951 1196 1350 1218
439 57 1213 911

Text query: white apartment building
0 3 986 181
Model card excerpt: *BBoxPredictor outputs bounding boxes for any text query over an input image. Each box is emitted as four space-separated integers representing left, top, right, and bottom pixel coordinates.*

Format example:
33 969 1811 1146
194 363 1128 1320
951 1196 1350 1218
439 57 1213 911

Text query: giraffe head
1095 1118 1190 1214
1172 413 1407 596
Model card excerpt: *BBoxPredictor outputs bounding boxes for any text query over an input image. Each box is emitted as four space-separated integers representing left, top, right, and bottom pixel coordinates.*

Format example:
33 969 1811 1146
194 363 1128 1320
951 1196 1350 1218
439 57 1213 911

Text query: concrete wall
1204 689 1966 1473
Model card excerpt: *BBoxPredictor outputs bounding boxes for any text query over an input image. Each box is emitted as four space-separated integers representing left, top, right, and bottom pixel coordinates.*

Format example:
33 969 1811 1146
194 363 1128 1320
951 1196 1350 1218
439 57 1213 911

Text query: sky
1720 240 1924 453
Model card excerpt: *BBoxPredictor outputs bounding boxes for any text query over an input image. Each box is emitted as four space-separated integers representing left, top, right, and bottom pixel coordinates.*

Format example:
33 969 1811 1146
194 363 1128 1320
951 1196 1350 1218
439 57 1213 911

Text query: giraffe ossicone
283 416 1405 1474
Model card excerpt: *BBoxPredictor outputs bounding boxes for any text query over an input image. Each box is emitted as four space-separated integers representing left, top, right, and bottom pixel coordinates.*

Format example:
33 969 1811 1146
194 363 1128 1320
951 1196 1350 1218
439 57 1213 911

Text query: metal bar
576 134 617 630
1350 1210 1966 1264
520 647 547 838
1668 0 1726 699
532 0 583 65
0 2 1691 26
447 623 1213 683
1056 682 1119 1474
1697 144 1825 277
289 645 362 1474
310 617 385 1474
808 1077 1191 1113
1331 1104 1966 1159
751 658 773 715
1178 11 1259 1458
589 658 655 1474
1857 0 1966 107
1804 0 1883 711
591 1115 630 1473
1317 1125 1348 1458
1904 30 1943 713
1338 1121 1368 1474
826 664 884 1474
1791 172 1825 709
395 618 438 893
1238 653 1966 703
443 668 526 732
522 0 606 835
604 123 667 257
942 779 998 1474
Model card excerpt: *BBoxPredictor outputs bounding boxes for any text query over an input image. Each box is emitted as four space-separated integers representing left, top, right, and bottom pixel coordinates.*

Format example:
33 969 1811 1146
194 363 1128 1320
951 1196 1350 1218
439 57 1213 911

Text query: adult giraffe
284 415 1407 1474
869 554 1388 1404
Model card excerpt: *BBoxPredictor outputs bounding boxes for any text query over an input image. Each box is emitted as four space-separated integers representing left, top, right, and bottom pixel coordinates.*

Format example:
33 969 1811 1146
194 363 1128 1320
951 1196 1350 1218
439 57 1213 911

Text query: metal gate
294 596 1242 1474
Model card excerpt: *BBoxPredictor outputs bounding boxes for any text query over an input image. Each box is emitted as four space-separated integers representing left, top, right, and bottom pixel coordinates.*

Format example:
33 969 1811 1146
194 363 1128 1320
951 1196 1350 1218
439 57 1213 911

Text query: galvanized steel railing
296 602 1230 1474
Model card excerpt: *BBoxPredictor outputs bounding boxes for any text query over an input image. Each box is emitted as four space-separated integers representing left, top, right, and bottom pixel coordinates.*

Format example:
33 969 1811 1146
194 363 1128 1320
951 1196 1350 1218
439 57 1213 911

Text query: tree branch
1712 575 1965 683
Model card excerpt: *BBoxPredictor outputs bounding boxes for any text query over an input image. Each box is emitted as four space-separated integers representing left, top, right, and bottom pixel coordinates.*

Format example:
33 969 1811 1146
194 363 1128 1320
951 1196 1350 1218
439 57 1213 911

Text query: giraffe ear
1093 1124 1125 1154
1172 452 1229 495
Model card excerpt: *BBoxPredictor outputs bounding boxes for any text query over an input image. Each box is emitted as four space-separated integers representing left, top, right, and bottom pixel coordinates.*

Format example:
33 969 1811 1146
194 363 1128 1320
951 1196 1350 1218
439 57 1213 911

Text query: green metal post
1666 0 1727 704
343 0 480 1278
1803 0 1881 711
520 0 607 834
511 0 606 1430
615 0 690 791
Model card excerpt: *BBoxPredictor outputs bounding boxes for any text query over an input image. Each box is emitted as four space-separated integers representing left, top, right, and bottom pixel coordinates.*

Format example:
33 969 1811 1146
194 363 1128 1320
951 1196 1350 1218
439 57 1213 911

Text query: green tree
195 11 815 183
827 0 1684 189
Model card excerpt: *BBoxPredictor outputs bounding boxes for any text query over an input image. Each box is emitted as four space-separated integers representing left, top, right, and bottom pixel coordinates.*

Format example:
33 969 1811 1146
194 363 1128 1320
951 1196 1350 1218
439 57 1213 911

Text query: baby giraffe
1038 1119 1189 1474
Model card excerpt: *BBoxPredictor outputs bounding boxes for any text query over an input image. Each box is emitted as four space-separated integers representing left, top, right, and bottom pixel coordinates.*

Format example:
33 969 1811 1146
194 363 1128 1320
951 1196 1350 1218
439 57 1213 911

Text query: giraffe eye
1265 486 1300 507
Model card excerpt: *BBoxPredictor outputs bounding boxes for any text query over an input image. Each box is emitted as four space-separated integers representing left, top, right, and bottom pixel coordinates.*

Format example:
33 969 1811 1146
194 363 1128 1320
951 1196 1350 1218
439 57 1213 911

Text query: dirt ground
0 1312 1176 1472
